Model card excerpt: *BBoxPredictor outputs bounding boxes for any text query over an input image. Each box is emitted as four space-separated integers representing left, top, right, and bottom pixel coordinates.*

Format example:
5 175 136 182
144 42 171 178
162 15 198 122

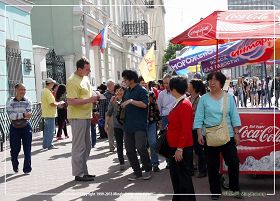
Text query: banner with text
169 39 275 73
201 39 274 73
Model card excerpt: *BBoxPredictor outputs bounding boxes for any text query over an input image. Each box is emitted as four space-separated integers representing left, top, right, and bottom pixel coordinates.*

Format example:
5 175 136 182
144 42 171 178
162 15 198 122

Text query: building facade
0 0 36 107
228 0 280 79
30 0 166 89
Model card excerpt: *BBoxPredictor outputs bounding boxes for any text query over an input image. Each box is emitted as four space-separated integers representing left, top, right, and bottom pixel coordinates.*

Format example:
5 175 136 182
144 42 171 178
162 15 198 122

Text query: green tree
162 43 184 75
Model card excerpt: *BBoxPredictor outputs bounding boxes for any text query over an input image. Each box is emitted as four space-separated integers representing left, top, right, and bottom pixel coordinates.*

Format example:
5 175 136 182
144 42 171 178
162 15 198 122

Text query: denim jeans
237 88 244 107
161 115 169 165
147 122 159 167
43 118 55 149
161 116 168 129
91 123 96 148
10 122 32 173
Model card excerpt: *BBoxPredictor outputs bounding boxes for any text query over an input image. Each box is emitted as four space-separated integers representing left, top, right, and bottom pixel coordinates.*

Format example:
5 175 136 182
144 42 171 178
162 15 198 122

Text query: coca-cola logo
188 23 212 38
239 125 280 143
225 13 269 21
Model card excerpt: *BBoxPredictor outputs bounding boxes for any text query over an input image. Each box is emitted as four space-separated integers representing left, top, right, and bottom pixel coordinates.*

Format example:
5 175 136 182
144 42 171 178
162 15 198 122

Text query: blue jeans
147 122 159 167
43 118 55 149
161 116 168 129
161 115 169 165
91 123 96 148
10 122 32 173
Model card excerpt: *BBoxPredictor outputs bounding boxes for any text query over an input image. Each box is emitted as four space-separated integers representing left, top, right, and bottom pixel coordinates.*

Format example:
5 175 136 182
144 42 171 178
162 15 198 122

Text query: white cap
45 77 57 84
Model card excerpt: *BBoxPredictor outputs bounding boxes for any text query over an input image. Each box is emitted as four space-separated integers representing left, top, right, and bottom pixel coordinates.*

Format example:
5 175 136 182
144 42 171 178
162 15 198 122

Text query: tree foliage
162 43 184 74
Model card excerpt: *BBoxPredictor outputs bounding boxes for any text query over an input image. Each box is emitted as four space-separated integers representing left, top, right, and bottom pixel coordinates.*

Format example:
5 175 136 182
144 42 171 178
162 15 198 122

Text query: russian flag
91 25 109 53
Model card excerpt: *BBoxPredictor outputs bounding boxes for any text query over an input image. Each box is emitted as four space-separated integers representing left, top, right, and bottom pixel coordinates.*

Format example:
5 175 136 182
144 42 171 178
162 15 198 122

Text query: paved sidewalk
0 126 279 201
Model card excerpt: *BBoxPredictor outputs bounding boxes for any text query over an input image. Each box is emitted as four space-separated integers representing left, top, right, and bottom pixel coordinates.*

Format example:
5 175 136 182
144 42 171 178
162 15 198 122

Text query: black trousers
169 147 196 201
192 130 207 174
57 108 68 137
124 131 152 176
205 138 240 194
99 126 108 138
114 128 124 165
243 91 247 107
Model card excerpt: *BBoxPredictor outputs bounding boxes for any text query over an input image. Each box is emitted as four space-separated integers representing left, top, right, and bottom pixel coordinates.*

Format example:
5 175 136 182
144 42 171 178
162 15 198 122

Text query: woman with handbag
167 76 196 201
194 72 241 200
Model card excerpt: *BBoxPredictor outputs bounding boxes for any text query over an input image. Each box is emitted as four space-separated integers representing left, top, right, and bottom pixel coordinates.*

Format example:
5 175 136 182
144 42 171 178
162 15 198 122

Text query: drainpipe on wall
82 0 90 59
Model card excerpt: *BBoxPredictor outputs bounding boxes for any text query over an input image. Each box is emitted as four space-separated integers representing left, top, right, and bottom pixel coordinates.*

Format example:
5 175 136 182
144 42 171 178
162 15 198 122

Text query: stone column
63 54 75 80
32 45 49 102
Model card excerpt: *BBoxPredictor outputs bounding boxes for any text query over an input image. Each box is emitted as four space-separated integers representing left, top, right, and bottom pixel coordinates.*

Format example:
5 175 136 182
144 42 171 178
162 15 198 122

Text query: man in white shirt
157 74 176 129
157 74 176 169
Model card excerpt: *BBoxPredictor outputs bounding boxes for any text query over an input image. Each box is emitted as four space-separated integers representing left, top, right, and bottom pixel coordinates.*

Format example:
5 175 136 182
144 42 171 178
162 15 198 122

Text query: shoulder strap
222 92 227 121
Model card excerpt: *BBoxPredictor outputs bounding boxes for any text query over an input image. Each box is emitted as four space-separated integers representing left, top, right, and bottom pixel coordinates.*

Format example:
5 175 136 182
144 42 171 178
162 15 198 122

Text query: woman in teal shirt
194 72 242 200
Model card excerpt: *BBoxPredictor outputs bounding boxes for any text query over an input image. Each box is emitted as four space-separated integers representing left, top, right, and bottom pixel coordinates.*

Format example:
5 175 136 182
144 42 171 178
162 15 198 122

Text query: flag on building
139 45 157 82
91 25 109 53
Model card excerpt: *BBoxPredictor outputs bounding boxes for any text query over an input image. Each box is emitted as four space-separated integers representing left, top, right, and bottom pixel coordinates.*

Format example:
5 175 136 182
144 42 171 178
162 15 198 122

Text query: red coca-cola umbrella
171 10 280 46
170 10 280 66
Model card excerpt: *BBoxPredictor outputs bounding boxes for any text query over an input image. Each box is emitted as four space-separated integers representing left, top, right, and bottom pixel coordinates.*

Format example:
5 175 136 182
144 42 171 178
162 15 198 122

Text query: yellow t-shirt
66 73 93 119
41 88 57 118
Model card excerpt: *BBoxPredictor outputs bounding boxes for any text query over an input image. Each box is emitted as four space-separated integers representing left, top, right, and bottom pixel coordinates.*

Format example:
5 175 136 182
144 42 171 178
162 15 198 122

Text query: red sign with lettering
221 112 280 174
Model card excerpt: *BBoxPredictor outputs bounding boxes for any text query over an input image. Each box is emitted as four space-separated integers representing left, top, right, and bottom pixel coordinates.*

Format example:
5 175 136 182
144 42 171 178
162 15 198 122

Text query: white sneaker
142 171 152 180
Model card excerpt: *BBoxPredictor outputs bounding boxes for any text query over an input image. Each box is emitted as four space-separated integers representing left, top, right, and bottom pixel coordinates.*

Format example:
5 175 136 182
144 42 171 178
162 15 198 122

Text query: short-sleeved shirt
41 88 57 118
66 73 93 119
123 84 148 133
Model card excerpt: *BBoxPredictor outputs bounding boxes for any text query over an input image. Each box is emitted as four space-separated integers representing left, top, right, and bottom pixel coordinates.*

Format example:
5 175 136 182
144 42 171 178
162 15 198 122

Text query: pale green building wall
0 2 36 106
31 0 83 58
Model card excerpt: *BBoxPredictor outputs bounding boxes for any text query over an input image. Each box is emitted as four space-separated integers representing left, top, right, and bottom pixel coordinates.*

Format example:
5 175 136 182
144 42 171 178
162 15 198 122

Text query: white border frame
3 3 277 197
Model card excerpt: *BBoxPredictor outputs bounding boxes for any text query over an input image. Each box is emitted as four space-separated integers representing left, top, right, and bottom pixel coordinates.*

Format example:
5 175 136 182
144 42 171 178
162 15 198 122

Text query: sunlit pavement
0 126 279 201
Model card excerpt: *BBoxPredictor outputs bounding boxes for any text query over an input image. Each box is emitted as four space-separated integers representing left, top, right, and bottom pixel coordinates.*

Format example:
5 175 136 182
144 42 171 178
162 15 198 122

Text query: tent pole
216 40 218 71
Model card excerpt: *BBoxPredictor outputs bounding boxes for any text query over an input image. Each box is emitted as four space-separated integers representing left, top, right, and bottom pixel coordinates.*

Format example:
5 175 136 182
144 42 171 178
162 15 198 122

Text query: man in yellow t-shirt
41 78 64 150
66 57 99 182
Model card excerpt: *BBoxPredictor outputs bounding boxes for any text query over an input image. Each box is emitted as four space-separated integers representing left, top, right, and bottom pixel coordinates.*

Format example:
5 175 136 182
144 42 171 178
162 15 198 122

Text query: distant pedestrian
97 81 115 141
55 84 69 140
147 91 160 172
7 83 32 174
41 78 64 150
99 80 116 151
66 57 99 182
272 76 280 107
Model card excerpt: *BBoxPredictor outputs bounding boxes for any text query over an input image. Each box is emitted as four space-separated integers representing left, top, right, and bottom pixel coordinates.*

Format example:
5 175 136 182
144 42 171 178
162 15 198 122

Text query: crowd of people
229 75 280 108
7 56 247 200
